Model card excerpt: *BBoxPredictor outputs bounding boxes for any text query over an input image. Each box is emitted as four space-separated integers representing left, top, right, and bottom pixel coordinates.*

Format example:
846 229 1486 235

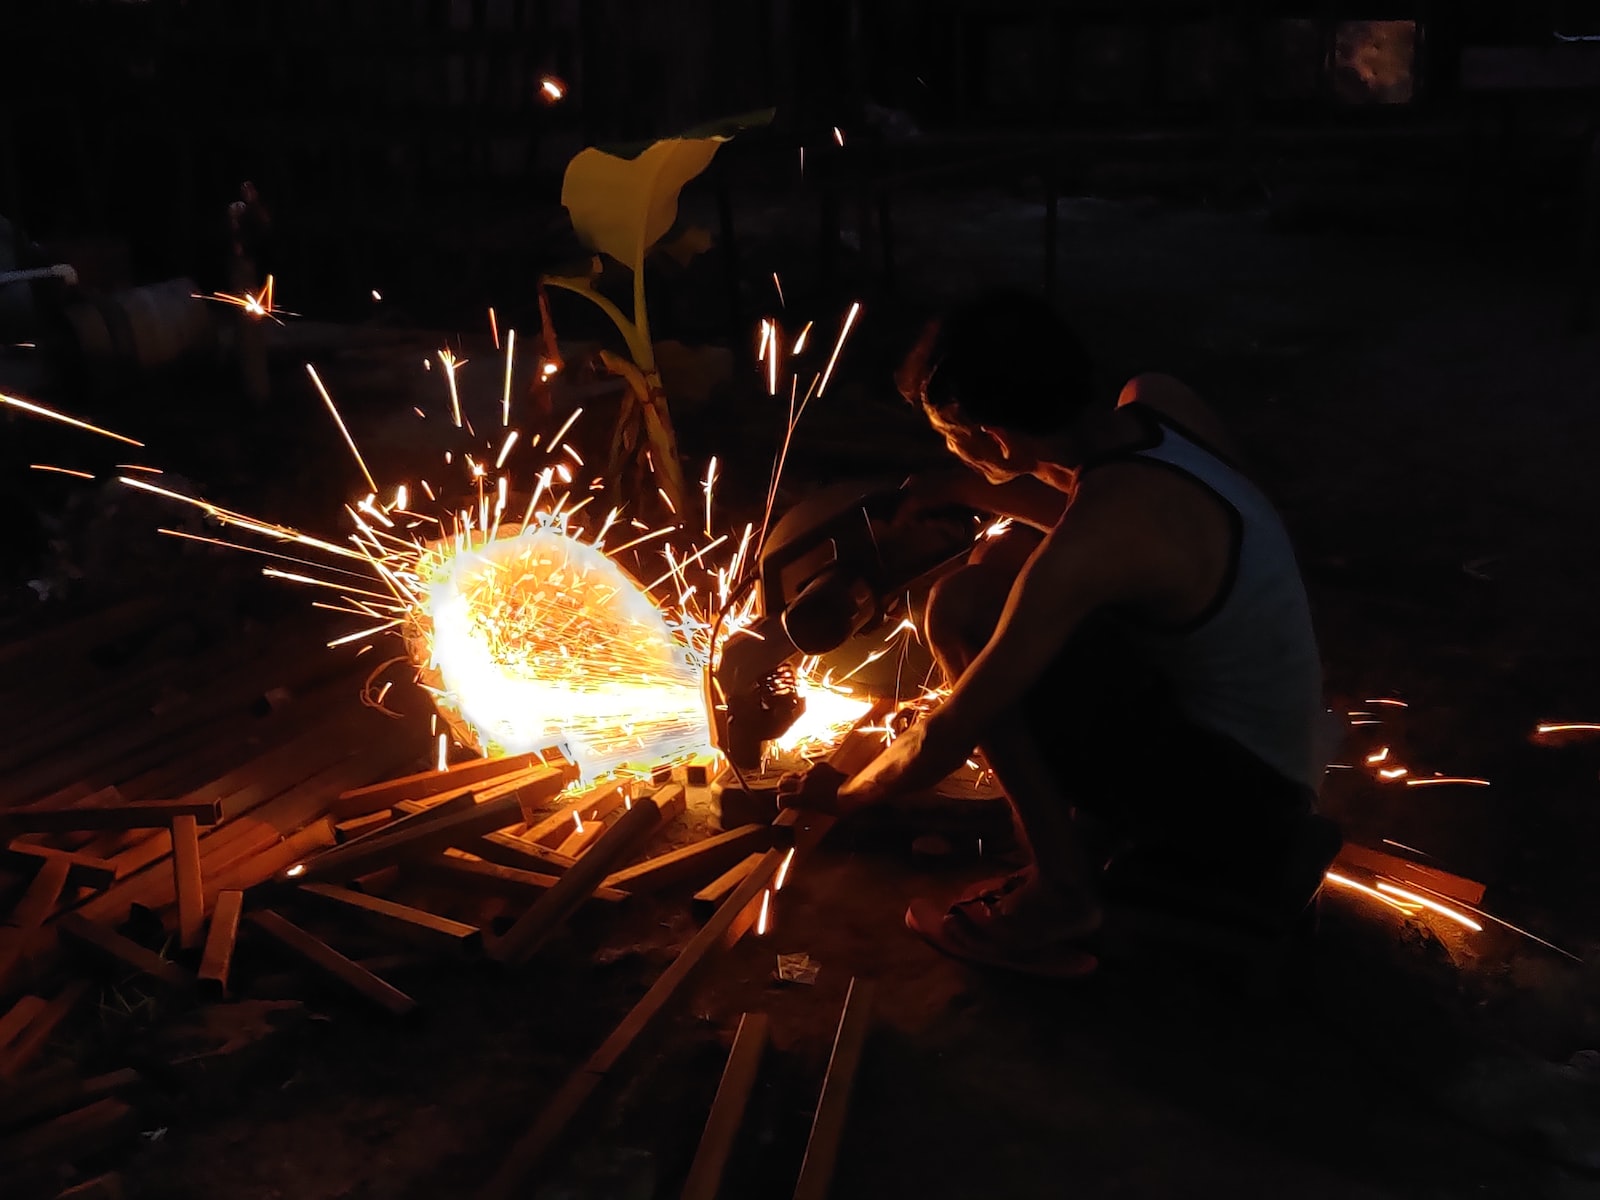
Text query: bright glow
1537 722 1600 734
756 888 771 935
1377 766 1408 780
1405 776 1490 787
770 672 875 756
540 77 565 101
774 847 796 891
286 863 307 878
1373 882 1483 931
414 525 709 779
30 464 94 479
1365 746 1390 764
1325 870 1418 914
2 392 143 446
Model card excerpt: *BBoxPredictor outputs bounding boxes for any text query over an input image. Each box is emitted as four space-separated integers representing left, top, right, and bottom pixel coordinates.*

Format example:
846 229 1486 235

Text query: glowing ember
411 524 709 778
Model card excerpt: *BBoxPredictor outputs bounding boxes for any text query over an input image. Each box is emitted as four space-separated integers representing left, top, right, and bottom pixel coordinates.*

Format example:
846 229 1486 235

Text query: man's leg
923 559 1101 934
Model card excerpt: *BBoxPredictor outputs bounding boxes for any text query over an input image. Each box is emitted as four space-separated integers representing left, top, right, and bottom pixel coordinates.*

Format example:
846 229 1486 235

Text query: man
791 289 1326 977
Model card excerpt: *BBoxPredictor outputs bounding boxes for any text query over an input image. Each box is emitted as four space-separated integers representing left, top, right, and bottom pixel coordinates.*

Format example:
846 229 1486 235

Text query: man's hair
901 289 1095 436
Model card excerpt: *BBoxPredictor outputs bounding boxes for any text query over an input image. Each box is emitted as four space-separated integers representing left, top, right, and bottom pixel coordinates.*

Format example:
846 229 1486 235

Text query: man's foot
905 869 1101 979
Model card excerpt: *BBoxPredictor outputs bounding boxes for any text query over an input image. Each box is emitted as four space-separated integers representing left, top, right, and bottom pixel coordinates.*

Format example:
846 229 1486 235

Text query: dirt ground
7 183 1600 1197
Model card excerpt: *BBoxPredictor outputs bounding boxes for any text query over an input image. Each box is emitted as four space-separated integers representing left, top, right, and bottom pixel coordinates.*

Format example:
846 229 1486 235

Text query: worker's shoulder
1116 372 1246 466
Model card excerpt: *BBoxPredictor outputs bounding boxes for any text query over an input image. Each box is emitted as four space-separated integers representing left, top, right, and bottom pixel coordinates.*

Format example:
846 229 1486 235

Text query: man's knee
925 564 1008 657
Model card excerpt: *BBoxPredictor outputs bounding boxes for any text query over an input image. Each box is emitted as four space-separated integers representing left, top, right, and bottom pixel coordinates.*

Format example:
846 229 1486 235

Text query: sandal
905 877 1100 980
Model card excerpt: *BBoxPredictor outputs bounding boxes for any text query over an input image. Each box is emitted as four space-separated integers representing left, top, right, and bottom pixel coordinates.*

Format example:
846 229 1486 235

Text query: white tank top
1111 412 1325 794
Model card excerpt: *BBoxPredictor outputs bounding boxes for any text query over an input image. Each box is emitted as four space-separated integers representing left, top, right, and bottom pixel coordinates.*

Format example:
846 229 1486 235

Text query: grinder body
712 479 975 767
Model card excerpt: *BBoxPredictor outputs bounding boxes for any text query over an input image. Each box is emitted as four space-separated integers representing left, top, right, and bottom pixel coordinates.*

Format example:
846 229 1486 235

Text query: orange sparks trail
1373 882 1483 931
1536 722 1600 734
1325 871 1419 915
2 392 144 447
816 302 862 397
305 365 378 492
756 889 772 935
488 307 500 349
502 328 516 427
29 464 93 479
1405 776 1490 787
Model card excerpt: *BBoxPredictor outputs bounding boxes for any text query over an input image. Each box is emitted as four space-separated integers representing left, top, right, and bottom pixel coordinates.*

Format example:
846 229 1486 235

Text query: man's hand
892 469 975 532
777 762 850 815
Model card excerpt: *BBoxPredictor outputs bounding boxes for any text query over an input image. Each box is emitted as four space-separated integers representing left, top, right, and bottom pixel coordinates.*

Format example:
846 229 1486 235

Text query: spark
833 125 844 146
1536 722 1600 734
2 392 144 446
1381 838 1434 857
816 302 861 397
489 307 500 349
328 620 402 648
773 272 785 306
1365 747 1390 764
502 328 516 426
1404 776 1490 787
572 810 584 834
774 846 796 891
1365 698 1408 707
196 275 287 323
756 888 771 935
702 456 718 536
548 407 583 451
540 76 565 101
793 321 813 355
541 361 558 379
286 863 307 878
438 734 449 771
29 464 93 479
117 463 162 474
757 321 772 361
1373 882 1483 932
439 349 465 427
658 486 676 514
1377 766 1408 780
372 289 382 302
563 443 583 465
495 431 519 469
1325 871 1420 915
305 364 378 492
395 484 409 510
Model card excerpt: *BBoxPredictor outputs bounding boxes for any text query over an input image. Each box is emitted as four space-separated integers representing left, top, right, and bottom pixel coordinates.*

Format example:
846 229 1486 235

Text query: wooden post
57 914 193 992
490 793 667 965
334 747 568 814
481 848 787 1197
1 798 222 835
245 910 417 1017
296 764 575 884
199 890 244 998
602 824 772 894
792 978 876 1200
681 1011 770 1200
6 855 70 930
555 819 606 858
170 815 204 949
294 883 482 955
0 980 91 1079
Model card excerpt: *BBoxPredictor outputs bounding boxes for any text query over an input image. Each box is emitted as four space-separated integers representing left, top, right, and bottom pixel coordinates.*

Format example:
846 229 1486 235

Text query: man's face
924 402 1021 483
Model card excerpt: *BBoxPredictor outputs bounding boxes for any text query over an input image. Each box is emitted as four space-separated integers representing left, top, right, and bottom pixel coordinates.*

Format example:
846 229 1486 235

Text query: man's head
898 289 1096 482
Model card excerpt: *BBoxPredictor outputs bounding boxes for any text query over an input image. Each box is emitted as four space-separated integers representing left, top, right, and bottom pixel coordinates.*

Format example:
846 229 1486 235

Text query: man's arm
903 467 1069 532
839 478 1163 806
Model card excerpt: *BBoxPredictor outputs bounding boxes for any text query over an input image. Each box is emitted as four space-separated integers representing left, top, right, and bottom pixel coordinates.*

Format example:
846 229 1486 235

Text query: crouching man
788 290 1326 977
